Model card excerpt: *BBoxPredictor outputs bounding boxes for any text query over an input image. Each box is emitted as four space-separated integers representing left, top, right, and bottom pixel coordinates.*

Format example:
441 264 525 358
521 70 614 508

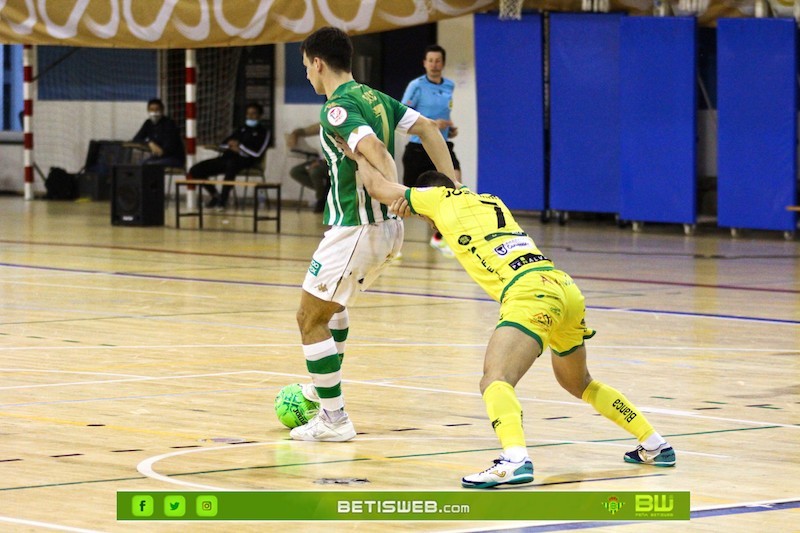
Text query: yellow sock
581 380 655 442
483 381 526 449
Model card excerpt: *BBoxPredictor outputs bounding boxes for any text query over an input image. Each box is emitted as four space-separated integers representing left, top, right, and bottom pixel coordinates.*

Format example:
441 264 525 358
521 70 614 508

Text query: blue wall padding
38 47 156 101
619 17 697 224
717 19 797 231
549 13 623 213
474 13 544 210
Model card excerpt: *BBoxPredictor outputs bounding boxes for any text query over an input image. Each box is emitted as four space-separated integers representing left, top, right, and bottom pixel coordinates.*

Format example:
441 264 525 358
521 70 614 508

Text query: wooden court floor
0 196 798 532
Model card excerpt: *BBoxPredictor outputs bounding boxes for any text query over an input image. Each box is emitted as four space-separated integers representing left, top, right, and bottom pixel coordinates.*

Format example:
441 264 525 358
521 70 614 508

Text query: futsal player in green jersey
344 149 676 488
290 27 456 442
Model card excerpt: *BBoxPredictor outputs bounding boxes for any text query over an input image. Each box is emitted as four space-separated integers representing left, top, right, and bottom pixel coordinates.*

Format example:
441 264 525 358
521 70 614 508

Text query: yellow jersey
405 186 554 302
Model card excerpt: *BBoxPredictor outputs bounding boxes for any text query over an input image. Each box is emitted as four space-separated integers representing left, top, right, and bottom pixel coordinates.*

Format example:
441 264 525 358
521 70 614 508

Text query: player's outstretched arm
353 153 407 207
353 134 400 184
407 115 459 184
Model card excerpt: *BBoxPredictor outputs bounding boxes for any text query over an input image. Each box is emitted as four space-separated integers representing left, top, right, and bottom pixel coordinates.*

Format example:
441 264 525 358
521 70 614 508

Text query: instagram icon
196 495 218 517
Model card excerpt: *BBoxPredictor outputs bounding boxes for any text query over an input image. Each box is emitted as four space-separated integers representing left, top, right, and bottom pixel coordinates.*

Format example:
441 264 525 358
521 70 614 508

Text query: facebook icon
131 495 154 517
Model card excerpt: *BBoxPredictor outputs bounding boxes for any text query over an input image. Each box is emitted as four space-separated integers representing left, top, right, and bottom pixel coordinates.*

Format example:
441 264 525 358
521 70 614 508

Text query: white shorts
302 219 404 306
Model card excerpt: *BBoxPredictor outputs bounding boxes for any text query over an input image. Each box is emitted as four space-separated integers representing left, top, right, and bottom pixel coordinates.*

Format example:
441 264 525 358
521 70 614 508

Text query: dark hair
147 98 164 111
417 171 455 189
246 102 264 116
424 44 446 64
300 26 353 73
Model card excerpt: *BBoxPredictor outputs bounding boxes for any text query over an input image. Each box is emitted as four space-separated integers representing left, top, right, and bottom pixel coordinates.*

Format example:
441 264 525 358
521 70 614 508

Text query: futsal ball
274 383 319 429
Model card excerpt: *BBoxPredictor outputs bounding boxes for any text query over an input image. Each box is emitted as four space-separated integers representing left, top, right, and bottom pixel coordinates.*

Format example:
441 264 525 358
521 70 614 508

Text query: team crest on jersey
458 235 471 246
327 106 347 126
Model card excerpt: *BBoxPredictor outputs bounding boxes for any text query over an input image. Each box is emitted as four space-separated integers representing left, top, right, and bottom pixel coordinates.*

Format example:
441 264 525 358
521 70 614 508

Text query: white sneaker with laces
290 409 356 442
461 455 534 489
301 382 320 403
429 235 454 258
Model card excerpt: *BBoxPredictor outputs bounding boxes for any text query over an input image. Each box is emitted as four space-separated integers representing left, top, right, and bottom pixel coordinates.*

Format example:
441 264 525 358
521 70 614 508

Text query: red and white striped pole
185 49 197 209
23 44 34 201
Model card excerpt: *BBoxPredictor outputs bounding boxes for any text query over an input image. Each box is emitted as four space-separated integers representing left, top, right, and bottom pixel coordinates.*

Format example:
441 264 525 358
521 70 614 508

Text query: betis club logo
603 496 624 515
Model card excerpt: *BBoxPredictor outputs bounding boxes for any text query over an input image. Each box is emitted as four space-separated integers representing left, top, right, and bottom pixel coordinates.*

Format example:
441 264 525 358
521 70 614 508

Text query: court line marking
0 368 149 378
0 279 217 298
0 343 797 353
0 516 104 533
0 370 256 391
1 261 798 326
0 368 796 430
481 497 800 532
3 240 799 292
136 437 724 492
250 370 800 430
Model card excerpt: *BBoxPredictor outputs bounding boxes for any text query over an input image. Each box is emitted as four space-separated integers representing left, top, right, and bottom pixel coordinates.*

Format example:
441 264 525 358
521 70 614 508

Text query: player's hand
434 119 453 131
334 135 357 160
389 197 412 218
148 142 163 156
449 126 458 138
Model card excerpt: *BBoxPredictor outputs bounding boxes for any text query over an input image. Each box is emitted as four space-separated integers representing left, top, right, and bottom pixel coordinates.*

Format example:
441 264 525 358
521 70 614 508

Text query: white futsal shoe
290 409 356 442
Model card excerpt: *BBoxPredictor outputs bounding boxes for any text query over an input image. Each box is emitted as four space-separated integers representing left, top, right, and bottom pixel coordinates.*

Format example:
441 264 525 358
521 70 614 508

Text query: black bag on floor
45 167 79 200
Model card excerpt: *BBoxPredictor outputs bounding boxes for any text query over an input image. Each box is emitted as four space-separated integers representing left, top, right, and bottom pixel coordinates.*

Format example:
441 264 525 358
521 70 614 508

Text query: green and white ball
274 383 319 429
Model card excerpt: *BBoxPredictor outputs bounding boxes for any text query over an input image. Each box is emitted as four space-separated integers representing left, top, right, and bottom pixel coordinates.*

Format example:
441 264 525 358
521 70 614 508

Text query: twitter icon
164 495 186 517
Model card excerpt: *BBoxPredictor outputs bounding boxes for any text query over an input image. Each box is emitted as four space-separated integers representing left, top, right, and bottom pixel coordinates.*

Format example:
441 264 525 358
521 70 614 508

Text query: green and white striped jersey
318 80 420 226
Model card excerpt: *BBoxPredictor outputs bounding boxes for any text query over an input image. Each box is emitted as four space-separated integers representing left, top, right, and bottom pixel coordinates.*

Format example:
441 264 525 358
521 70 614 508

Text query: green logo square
196 495 218 517
131 495 154 517
164 495 186 517
308 259 321 276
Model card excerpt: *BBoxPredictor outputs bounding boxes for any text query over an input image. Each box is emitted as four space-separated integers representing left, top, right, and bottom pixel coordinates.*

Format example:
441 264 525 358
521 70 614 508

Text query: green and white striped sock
329 309 349 364
303 337 343 411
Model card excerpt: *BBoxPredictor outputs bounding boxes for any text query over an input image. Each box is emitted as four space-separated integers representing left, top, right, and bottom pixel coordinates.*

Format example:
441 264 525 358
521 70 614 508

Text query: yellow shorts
498 268 596 356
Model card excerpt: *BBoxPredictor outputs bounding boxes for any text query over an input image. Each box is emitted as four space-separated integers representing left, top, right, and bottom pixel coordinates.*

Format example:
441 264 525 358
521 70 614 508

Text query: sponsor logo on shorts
327 106 347 126
509 253 548 270
308 259 322 276
315 283 328 293
531 312 553 328
494 237 534 256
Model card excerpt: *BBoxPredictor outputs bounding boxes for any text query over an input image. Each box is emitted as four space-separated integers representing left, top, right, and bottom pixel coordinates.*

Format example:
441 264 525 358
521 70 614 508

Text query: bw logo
635 494 674 512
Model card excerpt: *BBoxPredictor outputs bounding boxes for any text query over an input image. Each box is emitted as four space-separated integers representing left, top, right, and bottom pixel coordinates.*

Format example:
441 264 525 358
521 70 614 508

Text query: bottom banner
118 491 690 521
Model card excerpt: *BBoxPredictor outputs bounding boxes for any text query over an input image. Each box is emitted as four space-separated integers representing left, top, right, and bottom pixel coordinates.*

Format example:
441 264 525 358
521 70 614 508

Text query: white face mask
245 119 259 127
149 112 162 123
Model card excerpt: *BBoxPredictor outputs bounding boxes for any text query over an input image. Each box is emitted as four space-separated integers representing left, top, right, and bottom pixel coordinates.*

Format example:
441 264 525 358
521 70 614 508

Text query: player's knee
559 374 592 399
296 305 328 334
295 307 314 333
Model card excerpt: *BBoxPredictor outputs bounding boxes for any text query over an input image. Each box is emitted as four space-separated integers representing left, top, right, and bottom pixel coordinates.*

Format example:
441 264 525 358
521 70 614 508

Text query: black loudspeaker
111 165 165 226
83 140 133 200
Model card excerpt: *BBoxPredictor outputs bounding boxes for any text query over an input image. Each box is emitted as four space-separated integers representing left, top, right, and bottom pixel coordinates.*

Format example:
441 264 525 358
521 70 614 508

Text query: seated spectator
286 123 329 213
132 98 185 168
187 102 269 211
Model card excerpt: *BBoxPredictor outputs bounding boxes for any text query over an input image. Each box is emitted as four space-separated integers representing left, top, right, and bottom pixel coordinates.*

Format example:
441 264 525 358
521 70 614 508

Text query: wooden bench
174 179 281 233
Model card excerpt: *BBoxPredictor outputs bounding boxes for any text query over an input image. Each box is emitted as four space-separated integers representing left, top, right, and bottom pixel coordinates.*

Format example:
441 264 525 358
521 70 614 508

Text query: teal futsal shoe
624 443 676 467
461 456 534 489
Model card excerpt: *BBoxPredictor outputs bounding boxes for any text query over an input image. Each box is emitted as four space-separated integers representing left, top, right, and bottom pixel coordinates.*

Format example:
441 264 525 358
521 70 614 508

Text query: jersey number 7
480 199 507 229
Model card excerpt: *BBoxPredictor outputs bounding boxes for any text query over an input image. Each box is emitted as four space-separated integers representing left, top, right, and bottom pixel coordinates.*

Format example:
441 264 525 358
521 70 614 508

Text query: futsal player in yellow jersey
342 146 676 488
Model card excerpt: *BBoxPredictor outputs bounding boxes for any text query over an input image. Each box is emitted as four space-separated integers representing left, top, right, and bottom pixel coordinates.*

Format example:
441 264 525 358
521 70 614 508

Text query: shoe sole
461 474 534 489
289 428 356 442
624 457 676 467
